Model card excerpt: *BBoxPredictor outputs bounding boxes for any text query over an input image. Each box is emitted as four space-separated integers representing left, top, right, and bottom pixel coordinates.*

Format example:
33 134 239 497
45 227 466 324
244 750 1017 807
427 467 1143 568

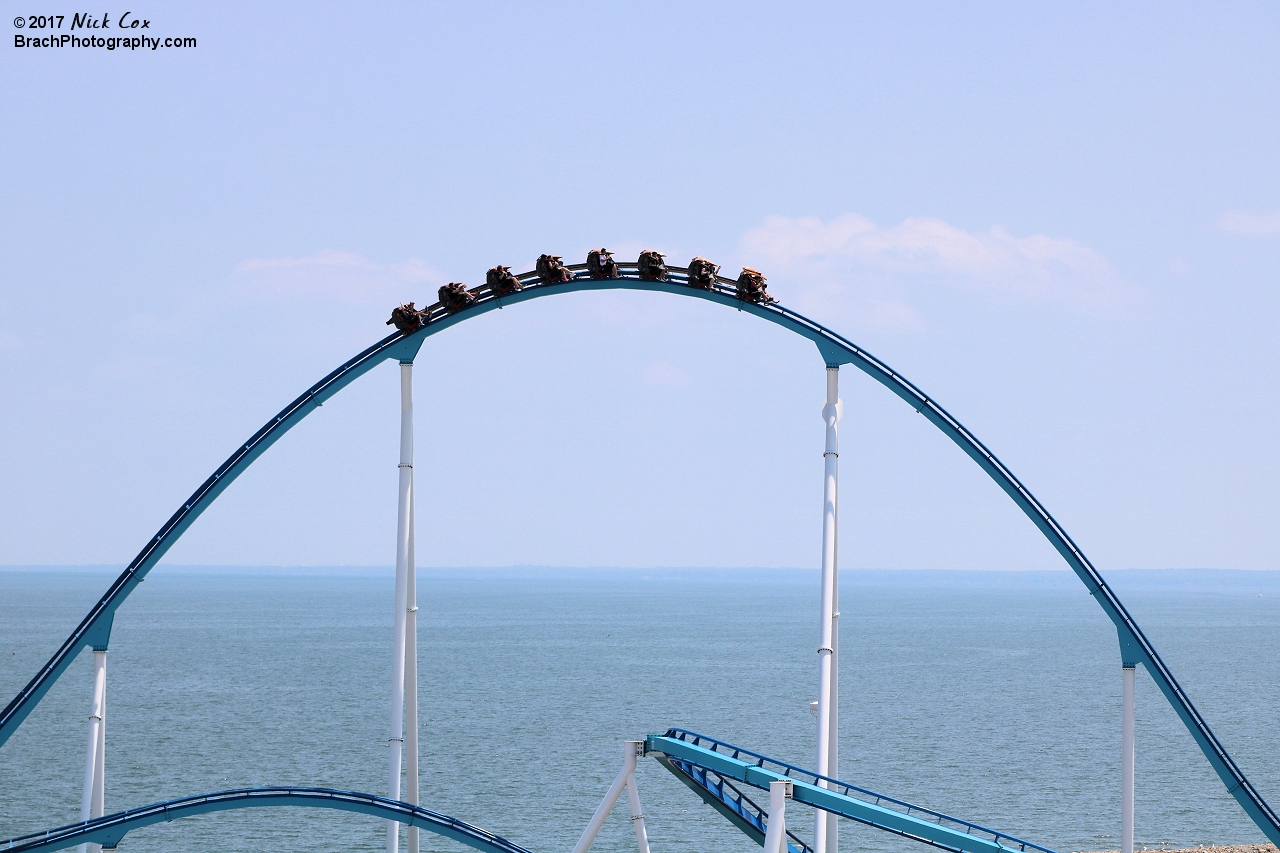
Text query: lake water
1 567 1278 853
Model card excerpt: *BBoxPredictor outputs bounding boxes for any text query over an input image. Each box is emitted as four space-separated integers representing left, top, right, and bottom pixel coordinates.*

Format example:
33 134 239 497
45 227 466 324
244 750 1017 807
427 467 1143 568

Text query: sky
1 2 1277 571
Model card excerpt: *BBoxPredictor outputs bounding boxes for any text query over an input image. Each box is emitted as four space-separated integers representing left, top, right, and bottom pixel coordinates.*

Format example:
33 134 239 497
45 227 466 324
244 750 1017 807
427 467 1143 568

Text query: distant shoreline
2 565 1278 591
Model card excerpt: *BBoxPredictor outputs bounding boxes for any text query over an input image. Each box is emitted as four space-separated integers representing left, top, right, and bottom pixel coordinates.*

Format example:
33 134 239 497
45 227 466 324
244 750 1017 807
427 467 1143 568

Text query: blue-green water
1 568 1278 853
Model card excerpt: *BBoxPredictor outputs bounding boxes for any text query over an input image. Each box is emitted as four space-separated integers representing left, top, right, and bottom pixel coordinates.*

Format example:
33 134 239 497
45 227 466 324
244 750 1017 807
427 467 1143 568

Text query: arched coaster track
1 260 1275 844
0 787 532 853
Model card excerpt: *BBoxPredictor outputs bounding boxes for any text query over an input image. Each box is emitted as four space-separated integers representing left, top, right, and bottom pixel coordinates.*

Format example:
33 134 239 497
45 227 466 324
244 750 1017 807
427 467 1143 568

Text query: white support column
572 741 644 853
625 766 650 853
404 493 420 853
827 563 839 853
78 650 107 853
763 780 792 853
814 366 841 853
1122 665 1136 853
387 362 414 853
93 654 106 818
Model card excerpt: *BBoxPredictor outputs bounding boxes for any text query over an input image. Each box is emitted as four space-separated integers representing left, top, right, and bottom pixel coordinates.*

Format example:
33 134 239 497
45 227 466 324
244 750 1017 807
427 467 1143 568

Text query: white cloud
1215 209 1280 236
234 250 445 303
740 214 1122 306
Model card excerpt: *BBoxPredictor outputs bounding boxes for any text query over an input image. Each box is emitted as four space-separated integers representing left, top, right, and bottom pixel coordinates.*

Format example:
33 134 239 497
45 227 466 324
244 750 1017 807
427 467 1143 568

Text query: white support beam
1122 665 1136 853
573 741 645 853
814 366 841 853
78 651 107 853
625 770 650 853
405 492 420 853
92 652 106 821
387 362 414 853
763 779 793 853
828 539 840 853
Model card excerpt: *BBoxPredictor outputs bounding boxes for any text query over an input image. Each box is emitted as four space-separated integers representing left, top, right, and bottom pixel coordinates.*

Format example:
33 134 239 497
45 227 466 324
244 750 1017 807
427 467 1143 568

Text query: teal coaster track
648 730 1061 853
0 788 534 853
1 260 1275 847
0 734 1056 853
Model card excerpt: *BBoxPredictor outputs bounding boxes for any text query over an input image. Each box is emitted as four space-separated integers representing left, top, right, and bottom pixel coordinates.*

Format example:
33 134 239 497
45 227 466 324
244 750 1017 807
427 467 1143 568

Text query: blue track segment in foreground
654 752 812 853
1 261 1275 843
648 730 1056 853
0 787 533 853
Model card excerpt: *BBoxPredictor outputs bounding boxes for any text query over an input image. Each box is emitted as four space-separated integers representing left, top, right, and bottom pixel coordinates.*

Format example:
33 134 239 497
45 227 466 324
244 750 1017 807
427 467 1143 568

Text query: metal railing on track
660 729 1055 853
0 787 532 853
657 754 813 853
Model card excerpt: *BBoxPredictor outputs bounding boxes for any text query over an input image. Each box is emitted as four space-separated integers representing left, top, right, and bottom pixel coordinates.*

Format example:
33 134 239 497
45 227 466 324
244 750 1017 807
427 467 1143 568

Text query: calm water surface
1 568 1277 853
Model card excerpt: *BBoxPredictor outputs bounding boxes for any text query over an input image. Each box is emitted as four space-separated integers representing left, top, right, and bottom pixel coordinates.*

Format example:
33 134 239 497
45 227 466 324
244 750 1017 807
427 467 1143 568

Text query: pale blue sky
2 2 1277 570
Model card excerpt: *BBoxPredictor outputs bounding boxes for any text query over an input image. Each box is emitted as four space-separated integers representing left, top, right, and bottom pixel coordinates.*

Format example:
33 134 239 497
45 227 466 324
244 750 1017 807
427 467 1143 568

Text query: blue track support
655 753 812 853
0 787 533 853
649 730 1056 853
0 331 425 744
1 261 1274 844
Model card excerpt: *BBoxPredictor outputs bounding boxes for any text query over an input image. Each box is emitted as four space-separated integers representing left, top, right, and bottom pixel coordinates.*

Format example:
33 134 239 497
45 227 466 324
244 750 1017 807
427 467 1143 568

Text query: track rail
2 261 1274 843
656 729 1055 853
656 753 812 853
647 732 1054 853
0 787 532 853
0 328 425 744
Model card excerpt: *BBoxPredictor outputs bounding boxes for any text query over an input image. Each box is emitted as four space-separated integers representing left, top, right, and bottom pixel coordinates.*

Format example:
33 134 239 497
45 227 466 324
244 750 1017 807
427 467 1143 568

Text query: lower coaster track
0 787 532 853
0 731 1063 853
658 756 813 853
649 729 1058 853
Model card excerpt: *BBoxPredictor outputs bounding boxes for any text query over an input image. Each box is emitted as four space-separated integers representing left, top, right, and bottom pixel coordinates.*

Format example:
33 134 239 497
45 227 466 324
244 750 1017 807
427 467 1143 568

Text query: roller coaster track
0 731 1063 853
651 729 1057 853
0 787 531 853
656 752 814 853
1 261 1275 843
0 738 1054 853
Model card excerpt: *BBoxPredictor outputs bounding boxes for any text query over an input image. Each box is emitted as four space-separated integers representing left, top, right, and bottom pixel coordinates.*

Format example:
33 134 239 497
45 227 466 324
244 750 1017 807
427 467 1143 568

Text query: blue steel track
0 738 1057 853
648 730 1060 853
1 261 1275 846
0 787 533 853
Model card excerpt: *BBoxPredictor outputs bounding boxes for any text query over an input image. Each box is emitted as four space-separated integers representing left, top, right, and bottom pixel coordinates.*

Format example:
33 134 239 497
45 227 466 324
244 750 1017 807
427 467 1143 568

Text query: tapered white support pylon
387 362 414 853
625 764 651 853
814 366 841 853
1122 665 1135 853
404 493 420 853
78 650 107 853
828 520 840 853
763 780 792 853
572 741 648 853
92 655 106 819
